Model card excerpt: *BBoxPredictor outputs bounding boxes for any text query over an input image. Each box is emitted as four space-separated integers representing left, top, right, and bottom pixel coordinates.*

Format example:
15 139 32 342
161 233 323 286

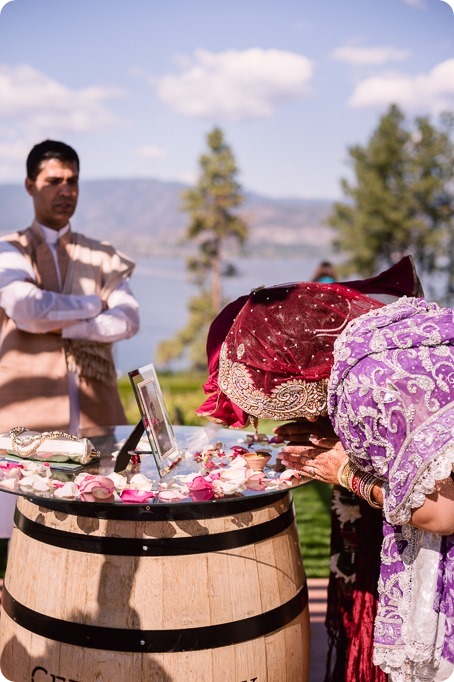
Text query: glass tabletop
0 424 309 510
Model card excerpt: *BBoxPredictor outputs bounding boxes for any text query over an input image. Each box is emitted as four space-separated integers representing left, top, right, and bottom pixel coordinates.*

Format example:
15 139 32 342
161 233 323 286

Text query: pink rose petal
120 489 155 504
0 462 23 471
79 475 115 503
188 476 215 501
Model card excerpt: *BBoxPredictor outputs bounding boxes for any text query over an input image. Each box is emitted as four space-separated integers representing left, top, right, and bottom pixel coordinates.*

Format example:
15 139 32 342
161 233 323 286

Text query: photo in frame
128 363 180 476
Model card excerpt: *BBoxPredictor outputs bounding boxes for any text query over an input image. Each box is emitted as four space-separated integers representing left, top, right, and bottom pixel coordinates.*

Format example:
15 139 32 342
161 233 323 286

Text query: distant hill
0 178 336 259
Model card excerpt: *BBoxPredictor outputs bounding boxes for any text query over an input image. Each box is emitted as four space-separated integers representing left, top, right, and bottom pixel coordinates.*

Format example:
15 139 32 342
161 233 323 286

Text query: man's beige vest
0 222 135 437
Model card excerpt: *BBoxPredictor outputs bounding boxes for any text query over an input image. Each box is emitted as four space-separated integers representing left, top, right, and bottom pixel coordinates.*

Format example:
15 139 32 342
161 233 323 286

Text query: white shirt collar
38 222 70 245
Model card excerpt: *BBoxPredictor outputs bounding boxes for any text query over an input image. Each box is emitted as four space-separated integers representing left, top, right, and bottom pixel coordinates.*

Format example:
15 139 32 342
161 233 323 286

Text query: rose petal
91 486 115 500
0 478 18 491
107 472 128 491
129 473 153 491
80 492 115 503
279 469 303 481
219 468 247 485
0 462 23 471
120 489 155 503
212 479 245 495
157 489 188 502
187 476 215 501
245 472 266 491
54 482 80 500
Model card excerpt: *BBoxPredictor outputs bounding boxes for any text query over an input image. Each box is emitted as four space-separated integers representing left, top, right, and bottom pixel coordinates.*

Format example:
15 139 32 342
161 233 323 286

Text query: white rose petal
129 473 153 491
0 478 18 491
107 472 127 491
219 468 247 485
279 469 301 481
21 462 51 478
157 489 187 501
54 482 80 500
229 456 248 469
19 474 51 492
212 479 246 495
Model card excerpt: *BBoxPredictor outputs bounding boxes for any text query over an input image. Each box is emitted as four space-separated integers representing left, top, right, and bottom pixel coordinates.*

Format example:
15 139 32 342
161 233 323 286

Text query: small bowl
243 451 272 471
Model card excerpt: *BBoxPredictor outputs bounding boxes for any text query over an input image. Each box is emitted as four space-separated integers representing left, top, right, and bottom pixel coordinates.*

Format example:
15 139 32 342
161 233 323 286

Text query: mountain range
0 178 336 259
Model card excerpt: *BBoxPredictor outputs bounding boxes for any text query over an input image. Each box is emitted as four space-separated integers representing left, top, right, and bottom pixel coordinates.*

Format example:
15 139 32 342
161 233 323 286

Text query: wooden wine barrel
0 491 310 681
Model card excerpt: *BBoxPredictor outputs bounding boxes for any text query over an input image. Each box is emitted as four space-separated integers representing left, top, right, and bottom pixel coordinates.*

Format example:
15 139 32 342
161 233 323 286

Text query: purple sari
328 297 454 682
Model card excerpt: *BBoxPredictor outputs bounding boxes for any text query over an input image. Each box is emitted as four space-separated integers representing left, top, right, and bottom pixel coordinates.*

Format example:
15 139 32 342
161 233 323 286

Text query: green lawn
293 481 332 577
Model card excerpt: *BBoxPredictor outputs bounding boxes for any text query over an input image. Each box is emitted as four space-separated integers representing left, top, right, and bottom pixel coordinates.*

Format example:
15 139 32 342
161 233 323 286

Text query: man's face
25 158 79 230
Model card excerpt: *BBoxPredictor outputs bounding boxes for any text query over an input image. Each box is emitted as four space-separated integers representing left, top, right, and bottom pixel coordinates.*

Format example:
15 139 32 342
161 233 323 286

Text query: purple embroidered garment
328 297 454 682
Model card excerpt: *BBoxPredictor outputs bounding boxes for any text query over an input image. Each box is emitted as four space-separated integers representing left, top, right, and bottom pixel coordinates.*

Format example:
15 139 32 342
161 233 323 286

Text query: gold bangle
337 461 349 487
338 460 356 491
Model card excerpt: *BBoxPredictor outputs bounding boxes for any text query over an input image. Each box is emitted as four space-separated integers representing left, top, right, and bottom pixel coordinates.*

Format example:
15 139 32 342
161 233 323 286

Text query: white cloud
137 145 167 159
403 0 426 8
0 64 125 134
348 58 454 113
331 45 410 66
179 171 197 185
0 1 15 15
154 48 313 121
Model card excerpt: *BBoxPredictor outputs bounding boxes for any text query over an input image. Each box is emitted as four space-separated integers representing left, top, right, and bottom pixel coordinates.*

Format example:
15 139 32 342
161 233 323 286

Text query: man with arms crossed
0 139 140 537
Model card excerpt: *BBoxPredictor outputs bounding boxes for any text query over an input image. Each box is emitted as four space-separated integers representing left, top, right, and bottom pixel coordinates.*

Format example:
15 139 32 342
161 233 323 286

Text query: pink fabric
196 295 250 427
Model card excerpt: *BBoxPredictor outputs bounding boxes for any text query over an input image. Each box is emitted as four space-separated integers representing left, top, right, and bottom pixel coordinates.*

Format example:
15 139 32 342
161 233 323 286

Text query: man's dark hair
26 140 80 180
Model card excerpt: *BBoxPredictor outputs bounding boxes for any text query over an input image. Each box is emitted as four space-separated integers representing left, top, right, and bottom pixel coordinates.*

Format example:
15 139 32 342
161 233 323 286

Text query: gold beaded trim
218 342 329 421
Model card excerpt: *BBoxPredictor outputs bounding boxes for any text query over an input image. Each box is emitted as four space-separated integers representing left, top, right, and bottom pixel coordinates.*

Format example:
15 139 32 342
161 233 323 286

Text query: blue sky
0 0 453 199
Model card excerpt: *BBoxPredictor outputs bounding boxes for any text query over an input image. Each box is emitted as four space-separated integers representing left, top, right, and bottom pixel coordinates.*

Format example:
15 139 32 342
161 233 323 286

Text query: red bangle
350 473 361 496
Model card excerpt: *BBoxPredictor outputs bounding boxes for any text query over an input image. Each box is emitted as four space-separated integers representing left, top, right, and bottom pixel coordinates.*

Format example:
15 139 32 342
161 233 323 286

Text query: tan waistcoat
0 222 135 437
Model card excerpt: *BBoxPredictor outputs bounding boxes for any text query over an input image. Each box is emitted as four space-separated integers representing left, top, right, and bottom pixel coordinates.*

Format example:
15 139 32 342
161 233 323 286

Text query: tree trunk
212 254 222 313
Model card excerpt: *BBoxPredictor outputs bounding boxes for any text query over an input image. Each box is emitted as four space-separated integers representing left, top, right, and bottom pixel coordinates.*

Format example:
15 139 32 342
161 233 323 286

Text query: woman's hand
279 440 347 485
274 417 347 485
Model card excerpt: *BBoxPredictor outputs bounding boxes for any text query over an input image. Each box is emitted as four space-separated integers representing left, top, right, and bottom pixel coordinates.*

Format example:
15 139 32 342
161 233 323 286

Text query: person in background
311 260 338 284
0 139 140 538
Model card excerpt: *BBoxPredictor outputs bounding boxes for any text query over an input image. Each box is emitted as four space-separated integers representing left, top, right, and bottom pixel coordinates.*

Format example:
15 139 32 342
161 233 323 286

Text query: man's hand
274 416 347 485
274 415 337 444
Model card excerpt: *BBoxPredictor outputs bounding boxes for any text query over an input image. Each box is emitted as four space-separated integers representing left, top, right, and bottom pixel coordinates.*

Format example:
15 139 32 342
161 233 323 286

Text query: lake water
115 255 323 375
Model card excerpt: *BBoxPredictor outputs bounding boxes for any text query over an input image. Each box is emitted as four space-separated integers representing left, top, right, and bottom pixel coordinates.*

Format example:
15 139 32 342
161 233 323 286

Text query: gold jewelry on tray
10 427 80 457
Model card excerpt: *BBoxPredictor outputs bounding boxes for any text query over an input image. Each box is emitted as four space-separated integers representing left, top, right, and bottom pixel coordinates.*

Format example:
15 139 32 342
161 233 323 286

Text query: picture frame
128 363 180 476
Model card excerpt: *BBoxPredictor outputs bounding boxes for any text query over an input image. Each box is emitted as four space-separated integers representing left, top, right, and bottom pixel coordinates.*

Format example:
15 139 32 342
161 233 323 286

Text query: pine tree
156 127 249 370
329 105 454 301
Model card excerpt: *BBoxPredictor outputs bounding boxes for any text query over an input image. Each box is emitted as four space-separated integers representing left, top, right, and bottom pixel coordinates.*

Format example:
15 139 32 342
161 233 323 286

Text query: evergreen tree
329 105 454 301
156 127 249 370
